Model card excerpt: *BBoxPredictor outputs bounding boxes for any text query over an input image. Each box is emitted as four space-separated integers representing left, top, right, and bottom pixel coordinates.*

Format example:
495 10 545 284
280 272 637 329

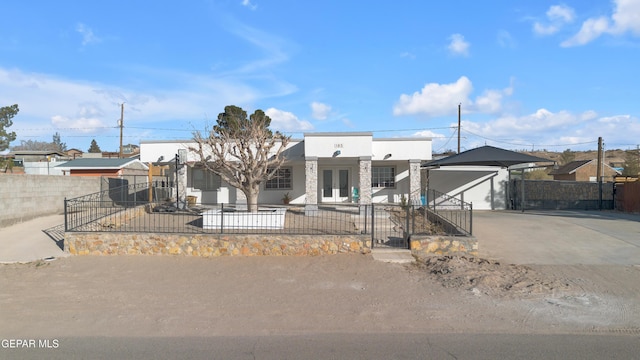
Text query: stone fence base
65 232 371 257
410 235 478 259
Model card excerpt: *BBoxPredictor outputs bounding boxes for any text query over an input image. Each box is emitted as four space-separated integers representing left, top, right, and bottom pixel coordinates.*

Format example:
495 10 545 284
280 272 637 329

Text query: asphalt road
2 334 638 360
474 210 640 265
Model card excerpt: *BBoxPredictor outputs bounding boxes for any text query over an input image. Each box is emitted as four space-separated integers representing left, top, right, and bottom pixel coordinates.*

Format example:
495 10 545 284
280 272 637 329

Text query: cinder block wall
0 174 101 227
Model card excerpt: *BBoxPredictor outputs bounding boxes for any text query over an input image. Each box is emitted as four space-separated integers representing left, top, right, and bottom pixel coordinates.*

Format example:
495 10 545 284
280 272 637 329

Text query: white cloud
400 51 416 59
447 34 470 56
562 0 640 46
76 23 101 46
561 17 611 47
611 0 640 35
393 76 473 117
241 0 257 10
548 4 576 23
393 77 513 117
412 130 444 139
310 101 331 120
457 109 640 151
0 66 289 150
533 4 575 36
265 108 313 132
497 30 517 48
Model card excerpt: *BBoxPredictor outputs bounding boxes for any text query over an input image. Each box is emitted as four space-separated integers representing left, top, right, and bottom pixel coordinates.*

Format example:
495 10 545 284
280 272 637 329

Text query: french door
320 168 350 203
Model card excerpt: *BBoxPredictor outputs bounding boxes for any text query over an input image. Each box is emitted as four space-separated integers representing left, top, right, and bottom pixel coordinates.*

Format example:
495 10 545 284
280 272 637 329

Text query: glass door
320 168 350 203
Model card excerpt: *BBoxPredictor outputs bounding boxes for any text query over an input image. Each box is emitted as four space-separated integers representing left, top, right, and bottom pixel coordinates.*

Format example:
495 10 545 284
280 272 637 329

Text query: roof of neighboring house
424 145 552 168
55 158 148 170
548 160 592 175
549 159 622 175
9 150 66 157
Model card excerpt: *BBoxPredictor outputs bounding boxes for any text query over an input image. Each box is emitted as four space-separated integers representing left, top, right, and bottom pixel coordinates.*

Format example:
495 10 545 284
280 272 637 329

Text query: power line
460 128 598 148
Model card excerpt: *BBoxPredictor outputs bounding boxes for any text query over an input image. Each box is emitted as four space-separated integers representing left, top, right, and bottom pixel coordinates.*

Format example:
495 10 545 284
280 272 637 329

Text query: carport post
521 169 525 212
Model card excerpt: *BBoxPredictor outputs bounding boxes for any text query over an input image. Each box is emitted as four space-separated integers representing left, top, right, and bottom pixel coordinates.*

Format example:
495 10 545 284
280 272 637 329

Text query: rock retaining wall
65 232 371 256
410 235 478 259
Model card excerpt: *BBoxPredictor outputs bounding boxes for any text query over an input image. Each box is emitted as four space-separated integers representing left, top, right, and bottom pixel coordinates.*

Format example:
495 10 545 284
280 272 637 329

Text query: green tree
88 139 102 153
558 148 575 165
0 104 18 152
191 105 291 212
622 149 640 176
52 132 67 152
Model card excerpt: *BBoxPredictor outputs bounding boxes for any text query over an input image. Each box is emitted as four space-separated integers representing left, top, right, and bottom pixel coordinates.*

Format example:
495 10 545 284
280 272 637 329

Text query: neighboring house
140 132 432 210
423 146 552 210
8 150 66 163
122 143 140 155
549 159 620 182
55 158 149 177
66 148 83 159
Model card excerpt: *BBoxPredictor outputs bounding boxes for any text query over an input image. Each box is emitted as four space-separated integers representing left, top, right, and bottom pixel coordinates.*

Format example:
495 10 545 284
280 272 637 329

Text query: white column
305 157 318 216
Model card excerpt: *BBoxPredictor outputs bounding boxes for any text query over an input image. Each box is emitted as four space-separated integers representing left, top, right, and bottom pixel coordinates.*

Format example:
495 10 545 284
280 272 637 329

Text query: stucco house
549 159 620 182
55 158 149 177
139 132 431 212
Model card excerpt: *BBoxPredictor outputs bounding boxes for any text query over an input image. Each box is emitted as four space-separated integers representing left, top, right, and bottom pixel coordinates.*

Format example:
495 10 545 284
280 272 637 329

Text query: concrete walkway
0 214 67 263
474 210 640 265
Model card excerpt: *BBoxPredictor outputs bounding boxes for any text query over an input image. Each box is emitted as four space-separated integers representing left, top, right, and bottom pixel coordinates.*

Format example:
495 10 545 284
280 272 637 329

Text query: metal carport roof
424 145 553 168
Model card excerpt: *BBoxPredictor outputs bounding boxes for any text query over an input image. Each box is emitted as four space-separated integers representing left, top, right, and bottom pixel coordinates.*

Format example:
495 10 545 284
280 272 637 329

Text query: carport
423 146 552 210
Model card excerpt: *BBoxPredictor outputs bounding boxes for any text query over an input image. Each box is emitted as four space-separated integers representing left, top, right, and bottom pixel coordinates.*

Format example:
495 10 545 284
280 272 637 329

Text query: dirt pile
415 256 571 298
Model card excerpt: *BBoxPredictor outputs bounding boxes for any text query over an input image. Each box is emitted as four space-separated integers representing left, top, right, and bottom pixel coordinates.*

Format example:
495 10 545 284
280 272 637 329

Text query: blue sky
1 0 639 153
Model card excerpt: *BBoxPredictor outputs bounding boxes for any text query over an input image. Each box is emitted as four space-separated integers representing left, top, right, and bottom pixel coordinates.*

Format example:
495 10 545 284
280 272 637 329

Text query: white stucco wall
372 139 431 161
427 166 509 210
303 133 373 158
371 161 411 203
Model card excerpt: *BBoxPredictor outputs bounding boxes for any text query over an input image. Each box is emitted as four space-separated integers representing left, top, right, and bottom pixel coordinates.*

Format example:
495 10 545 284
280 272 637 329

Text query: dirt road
1 255 639 339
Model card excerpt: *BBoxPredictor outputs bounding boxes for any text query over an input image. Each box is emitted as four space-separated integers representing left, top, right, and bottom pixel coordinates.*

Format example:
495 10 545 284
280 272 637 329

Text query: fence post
405 205 410 249
64 198 68 232
220 203 224 234
363 205 368 235
469 202 473 236
370 204 375 249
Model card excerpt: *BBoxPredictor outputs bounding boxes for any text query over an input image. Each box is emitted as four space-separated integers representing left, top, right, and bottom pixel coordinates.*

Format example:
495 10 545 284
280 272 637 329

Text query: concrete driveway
474 210 640 265
0 214 67 263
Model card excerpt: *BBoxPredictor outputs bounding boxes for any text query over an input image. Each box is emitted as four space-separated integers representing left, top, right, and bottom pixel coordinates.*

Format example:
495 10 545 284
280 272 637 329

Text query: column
304 157 318 216
409 159 421 205
235 187 247 210
358 157 372 215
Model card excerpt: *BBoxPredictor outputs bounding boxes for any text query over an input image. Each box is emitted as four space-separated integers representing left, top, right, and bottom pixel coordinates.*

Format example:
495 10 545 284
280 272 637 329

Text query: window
371 166 395 188
265 167 292 190
191 167 221 191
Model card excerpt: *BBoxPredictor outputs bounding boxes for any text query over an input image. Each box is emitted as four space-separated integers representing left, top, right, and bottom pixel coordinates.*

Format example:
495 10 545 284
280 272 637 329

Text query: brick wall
0 174 101 227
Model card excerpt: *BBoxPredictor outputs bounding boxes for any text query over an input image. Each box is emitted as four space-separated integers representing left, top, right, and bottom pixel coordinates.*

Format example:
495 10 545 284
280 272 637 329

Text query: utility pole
596 137 603 181
597 137 603 210
118 103 124 158
457 103 461 154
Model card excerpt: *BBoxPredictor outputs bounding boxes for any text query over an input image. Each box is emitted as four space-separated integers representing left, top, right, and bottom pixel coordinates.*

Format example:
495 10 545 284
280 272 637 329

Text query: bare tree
191 105 290 212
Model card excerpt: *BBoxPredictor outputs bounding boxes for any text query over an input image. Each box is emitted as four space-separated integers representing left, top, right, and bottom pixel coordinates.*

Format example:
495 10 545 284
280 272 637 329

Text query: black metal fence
65 184 472 248
424 189 473 236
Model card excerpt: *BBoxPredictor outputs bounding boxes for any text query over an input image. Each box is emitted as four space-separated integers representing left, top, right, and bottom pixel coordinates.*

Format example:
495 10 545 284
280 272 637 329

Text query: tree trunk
247 191 259 213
